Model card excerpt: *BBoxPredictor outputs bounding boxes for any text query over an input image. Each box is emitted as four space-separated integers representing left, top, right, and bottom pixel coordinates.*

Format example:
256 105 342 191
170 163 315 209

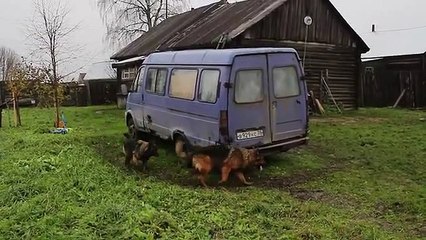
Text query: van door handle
141 94 144 101
296 100 301 104
272 101 277 109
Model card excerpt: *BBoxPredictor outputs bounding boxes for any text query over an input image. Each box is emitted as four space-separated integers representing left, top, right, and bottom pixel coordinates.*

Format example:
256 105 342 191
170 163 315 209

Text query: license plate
236 129 264 140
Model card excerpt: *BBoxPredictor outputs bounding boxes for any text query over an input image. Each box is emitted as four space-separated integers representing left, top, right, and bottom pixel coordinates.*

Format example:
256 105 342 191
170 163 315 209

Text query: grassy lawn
0 106 425 239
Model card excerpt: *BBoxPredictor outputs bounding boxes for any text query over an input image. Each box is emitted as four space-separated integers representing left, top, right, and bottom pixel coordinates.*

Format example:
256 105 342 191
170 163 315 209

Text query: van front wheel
127 117 138 139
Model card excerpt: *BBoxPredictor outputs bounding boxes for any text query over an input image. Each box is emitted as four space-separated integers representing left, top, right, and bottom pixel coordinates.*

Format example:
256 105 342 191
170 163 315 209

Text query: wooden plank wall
362 55 426 108
253 0 357 48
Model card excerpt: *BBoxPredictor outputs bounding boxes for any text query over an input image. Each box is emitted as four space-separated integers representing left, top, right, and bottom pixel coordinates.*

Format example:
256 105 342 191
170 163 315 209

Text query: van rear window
235 70 263 103
169 69 198 100
273 67 300 98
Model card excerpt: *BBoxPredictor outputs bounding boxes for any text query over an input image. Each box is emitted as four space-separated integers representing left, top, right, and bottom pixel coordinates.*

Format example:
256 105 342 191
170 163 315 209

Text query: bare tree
97 0 189 45
0 47 20 127
27 0 78 127
6 61 37 127
0 47 19 83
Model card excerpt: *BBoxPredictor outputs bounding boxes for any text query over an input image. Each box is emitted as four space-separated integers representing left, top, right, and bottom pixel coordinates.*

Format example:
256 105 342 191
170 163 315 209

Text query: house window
235 70 263 103
365 67 374 74
122 67 137 80
199 70 220 103
273 67 300 98
169 69 198 100
146 68 168 95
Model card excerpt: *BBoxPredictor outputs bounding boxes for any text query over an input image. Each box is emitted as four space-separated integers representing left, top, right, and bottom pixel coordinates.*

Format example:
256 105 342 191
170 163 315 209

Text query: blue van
125 48 308 156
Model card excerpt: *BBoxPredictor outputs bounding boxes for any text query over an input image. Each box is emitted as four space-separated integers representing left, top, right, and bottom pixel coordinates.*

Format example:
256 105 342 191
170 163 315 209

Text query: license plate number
236 130 264 140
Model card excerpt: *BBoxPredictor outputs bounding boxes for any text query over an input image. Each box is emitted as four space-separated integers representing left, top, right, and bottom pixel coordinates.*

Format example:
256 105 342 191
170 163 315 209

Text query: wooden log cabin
111 0 369 109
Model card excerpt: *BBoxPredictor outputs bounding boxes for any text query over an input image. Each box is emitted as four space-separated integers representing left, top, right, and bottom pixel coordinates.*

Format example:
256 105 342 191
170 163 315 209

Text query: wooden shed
111 0 369 109
82 61 118 105
362 53 426 108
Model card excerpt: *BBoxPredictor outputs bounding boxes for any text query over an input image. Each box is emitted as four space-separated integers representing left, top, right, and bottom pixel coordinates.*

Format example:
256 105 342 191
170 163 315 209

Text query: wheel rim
128 119 137 138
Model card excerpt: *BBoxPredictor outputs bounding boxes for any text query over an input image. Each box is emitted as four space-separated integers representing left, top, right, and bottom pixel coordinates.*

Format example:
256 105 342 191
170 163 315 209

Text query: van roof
144 48 299 66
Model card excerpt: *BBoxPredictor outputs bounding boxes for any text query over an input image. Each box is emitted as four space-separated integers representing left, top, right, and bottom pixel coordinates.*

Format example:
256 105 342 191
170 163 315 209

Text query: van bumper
258 137 309 156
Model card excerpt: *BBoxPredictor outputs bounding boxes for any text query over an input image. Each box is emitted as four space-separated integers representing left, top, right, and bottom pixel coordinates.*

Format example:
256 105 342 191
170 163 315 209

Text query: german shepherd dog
123 133 159 171
189 145 266 187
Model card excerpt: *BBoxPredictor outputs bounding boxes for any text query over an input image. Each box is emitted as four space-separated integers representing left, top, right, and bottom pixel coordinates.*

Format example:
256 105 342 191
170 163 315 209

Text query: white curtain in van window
146 69 157 92
199 70 220 103
235 70 263 103
155 69 167 94
169 69 198 100
273 67 300 98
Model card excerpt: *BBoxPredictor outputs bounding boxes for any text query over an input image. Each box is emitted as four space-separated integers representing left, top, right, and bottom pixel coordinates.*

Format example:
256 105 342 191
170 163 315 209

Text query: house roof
144 48 299 65
361 30 426 58
111 0 368 61
83 61 116 80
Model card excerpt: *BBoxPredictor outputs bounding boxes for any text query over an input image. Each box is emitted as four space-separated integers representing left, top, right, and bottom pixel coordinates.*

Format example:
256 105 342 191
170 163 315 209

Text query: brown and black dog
191 146 265 187
123 133 159 171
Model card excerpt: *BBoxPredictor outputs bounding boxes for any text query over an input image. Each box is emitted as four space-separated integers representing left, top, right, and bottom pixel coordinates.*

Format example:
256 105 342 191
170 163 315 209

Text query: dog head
131 140 159 167
144 140 159 158
134 140 159 158
246 148 266 170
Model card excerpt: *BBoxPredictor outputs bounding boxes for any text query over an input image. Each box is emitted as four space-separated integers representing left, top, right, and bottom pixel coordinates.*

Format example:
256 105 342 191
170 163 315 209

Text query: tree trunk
53 83 60 127
12 92 21 127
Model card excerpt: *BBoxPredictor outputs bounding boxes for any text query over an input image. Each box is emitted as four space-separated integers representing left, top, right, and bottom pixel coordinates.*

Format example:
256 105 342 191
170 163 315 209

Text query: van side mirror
121 84 129 95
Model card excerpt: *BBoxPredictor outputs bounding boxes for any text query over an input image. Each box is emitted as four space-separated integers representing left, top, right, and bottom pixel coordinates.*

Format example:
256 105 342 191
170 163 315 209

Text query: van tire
127 117 138 139
175 137 188 159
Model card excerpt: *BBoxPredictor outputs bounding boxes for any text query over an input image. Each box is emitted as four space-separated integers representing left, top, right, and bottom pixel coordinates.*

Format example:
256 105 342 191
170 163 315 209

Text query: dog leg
218 167 232 184
125 154 132 166
236 171 253 185
198 174 208 188
142 160 148 171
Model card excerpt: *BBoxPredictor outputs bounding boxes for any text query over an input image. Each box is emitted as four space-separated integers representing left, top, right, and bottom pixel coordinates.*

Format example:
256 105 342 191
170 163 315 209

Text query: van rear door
227 55 272 146
267 53 307 141
228 53 307 147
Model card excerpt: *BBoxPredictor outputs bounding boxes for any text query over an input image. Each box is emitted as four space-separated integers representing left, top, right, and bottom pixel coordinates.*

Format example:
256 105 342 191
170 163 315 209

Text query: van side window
169 69 198 100
131 67 145 92
273 67 300 98
146 68 167 95
235 70 263 103
199 70 220 103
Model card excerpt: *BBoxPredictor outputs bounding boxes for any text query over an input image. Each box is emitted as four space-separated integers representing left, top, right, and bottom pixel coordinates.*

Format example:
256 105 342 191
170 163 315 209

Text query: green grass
0 106 425 239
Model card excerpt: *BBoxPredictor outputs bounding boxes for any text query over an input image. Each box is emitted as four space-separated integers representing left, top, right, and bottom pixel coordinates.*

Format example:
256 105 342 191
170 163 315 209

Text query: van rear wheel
175 138 187 159
175 137 192 168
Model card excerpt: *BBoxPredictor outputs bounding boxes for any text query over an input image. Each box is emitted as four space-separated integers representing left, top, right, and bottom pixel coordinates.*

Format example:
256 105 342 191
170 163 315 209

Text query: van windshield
235 70 263 103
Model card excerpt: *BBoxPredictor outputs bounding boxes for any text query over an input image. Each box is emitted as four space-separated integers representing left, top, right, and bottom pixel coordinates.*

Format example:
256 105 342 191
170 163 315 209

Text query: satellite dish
304 16 313 26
